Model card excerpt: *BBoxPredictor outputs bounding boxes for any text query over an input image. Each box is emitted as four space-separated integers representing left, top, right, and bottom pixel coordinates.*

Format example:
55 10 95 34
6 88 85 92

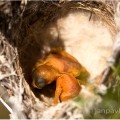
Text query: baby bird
32 47 89 104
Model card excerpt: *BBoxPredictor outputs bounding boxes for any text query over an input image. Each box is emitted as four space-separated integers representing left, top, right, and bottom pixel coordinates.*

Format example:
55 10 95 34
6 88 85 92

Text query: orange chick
32 47 89 104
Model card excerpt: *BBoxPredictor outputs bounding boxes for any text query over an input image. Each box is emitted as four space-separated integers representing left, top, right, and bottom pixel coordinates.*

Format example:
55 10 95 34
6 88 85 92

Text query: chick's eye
35 78 47 89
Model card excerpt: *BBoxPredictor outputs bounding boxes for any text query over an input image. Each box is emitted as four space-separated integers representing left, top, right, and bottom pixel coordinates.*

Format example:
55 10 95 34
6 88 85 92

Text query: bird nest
0 0 120 119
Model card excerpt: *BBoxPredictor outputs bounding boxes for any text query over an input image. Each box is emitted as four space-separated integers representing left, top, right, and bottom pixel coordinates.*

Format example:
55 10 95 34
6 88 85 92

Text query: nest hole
13 1 116 105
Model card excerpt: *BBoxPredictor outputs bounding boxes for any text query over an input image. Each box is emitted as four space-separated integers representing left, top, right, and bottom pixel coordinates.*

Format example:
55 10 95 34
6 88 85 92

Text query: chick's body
32 47 89 103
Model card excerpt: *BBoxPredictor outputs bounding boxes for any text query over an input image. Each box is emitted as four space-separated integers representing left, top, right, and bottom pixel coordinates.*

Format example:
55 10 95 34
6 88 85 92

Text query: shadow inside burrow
17 20 65 101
